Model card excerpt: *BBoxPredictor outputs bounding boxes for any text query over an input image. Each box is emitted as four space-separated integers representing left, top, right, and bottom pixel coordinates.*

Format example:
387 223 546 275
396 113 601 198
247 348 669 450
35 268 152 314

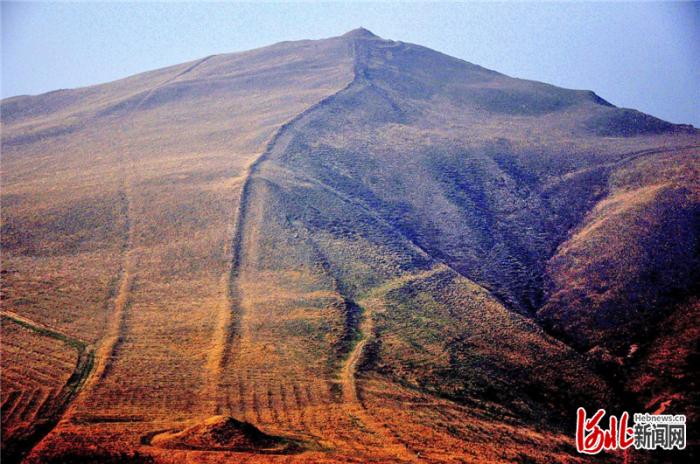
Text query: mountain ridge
5 28 681 125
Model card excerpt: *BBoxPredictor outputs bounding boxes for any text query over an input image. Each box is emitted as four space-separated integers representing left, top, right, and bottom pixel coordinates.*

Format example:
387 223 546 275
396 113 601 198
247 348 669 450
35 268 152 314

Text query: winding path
202 37 430 459
338 300 420 463
339 305 373 406
336 267 447 462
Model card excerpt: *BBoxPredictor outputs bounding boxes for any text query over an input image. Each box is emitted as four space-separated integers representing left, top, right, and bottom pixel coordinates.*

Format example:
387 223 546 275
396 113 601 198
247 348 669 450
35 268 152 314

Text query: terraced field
1 312 93 464
2 29 698 462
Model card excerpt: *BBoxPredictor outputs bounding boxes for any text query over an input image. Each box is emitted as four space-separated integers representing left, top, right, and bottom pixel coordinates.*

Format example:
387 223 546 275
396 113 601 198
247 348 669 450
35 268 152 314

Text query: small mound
150 415 300 453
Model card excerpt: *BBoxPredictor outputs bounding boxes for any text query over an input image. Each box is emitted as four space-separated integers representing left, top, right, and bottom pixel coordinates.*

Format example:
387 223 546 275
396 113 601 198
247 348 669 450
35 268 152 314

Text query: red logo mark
576 407 634 454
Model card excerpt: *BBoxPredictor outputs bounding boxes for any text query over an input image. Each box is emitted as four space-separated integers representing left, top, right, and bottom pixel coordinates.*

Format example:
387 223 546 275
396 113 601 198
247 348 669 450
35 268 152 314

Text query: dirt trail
338 302 420 463
81 185 134 393
70 62 213 399
336 267 448 462
134 55 215 111
339 307 373 405
83 57 220 398
205 168 248 414
205 267 236 413
202 37 424 460
71 113 140 409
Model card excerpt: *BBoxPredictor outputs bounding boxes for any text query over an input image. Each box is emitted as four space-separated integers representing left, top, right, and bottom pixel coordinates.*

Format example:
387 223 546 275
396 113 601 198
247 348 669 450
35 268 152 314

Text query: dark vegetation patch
329 299 364 370
366 271 609 431
586 108 690 137
457 87 578 116
1 191 127 256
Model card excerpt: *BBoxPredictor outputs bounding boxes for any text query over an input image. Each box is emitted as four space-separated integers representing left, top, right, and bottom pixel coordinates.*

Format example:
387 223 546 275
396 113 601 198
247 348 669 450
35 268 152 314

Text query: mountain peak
341 27 379 39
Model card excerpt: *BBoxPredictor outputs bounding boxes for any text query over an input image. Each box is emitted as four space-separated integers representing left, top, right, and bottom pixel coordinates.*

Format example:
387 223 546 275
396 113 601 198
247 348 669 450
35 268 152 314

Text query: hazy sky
2 1 699 126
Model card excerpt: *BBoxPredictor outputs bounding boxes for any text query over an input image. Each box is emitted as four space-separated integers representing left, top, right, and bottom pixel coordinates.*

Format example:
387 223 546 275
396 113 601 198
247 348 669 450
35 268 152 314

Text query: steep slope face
538 147 700 442
1 29 698 463
541 155 700 352
315 34 698 316
248 31 613 414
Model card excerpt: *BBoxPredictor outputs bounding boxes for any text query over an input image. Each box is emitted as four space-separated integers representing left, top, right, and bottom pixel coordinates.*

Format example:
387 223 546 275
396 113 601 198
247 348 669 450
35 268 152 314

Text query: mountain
1 28 698 464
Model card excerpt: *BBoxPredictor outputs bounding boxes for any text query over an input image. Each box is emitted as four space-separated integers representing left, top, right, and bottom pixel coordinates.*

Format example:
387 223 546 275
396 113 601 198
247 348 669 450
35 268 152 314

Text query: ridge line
134 55 215 111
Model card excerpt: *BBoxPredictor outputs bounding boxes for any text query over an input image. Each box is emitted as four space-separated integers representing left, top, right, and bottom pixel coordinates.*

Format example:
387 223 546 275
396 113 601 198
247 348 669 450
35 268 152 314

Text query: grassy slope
2 29 698 463
537 147 700 459
2 34 356 462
